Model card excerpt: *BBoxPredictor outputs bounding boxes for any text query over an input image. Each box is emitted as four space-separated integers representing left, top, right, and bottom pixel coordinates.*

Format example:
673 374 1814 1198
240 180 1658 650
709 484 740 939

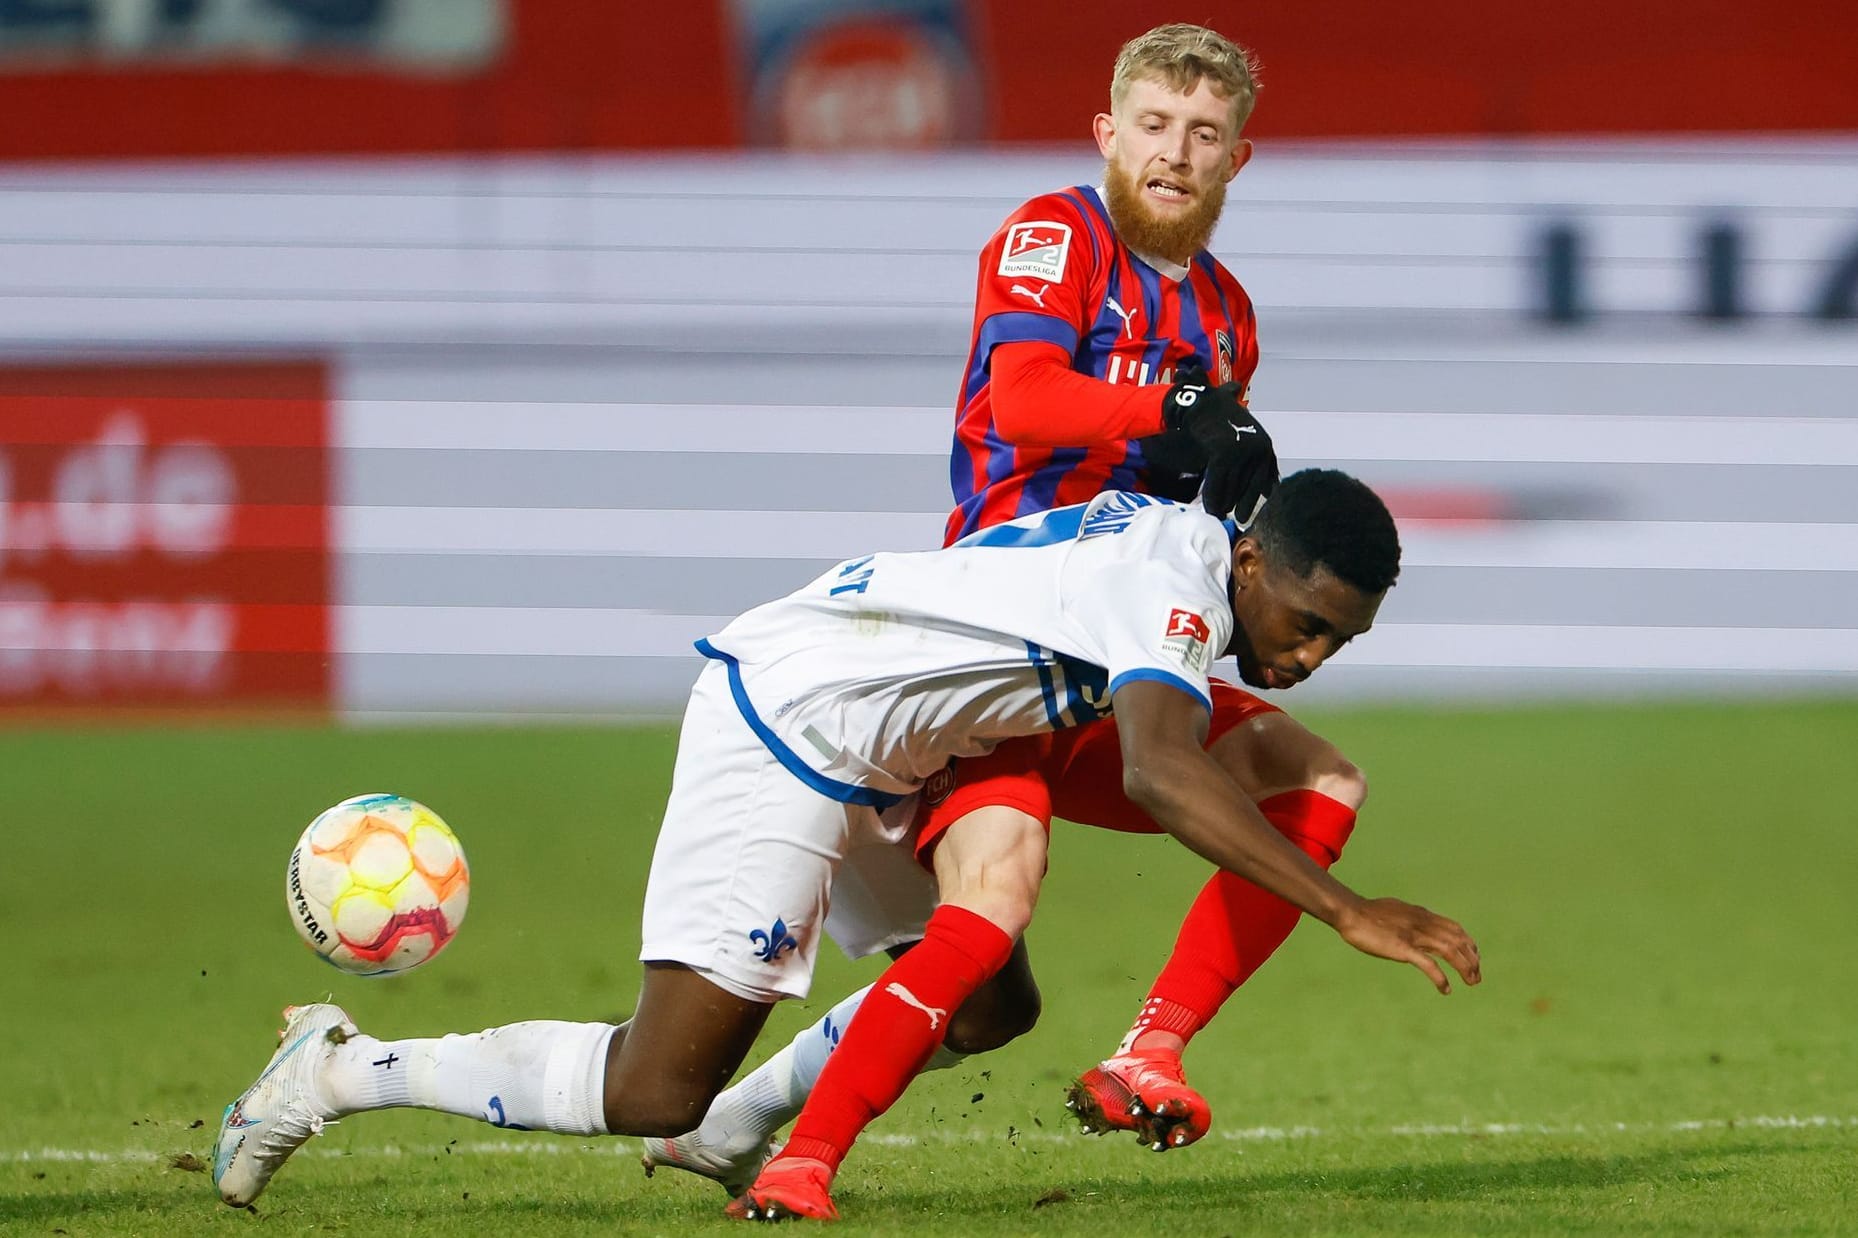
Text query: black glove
1132 426 1208 502
1160 368 1278 523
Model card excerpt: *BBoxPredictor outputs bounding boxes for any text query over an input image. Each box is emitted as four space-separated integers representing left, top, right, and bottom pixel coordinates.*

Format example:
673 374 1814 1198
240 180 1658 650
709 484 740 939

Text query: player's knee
931 809 1047 941
1214 715 1367 812
944 975 1042 1055
1310 749 1367 813
600 1080 714 1138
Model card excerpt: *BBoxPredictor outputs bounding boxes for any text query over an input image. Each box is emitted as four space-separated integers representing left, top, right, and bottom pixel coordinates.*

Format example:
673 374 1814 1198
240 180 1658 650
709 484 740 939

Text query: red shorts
913 679 1280 863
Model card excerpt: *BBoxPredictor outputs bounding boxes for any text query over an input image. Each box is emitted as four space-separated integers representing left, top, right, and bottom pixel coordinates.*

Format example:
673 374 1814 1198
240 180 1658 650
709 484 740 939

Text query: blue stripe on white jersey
1052 646 1112 725
1024 641 1113 729
1079 491 1169 540
952 491 1172 552
1024 641 1064 728
694 639 905 809
950 501 1088 549
1110 666 1212 713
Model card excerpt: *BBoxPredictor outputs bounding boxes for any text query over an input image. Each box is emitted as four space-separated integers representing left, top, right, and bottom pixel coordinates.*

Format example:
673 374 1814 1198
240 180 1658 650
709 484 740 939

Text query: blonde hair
1110 23 1260 129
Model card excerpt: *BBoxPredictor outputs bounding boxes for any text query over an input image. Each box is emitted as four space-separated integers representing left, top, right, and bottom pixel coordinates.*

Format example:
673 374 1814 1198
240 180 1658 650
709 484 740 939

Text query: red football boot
1065 1048 1211 1151
724 1156 840 1222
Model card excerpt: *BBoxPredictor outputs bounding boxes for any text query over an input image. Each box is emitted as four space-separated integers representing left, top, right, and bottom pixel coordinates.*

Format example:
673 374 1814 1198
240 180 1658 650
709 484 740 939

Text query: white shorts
639 660 936 1002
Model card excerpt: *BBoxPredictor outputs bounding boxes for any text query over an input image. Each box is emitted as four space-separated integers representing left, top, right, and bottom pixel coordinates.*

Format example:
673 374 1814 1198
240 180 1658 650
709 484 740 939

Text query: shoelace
251 1107 334 1162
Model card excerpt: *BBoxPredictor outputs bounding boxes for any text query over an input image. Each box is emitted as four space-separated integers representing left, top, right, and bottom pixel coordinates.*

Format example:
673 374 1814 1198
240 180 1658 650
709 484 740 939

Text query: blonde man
652 21 1413 1210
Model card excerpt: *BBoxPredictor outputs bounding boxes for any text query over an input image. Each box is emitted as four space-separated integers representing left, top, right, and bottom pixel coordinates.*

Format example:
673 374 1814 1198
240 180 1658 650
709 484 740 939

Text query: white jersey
697 491 1236 808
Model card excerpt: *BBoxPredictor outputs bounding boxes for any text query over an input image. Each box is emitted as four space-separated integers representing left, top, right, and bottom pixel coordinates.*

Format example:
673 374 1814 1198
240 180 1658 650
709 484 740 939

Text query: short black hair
1252 469 1401 594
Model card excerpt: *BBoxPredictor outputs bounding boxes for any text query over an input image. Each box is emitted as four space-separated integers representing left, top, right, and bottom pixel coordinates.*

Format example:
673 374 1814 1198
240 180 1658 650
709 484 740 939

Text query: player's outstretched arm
988 341 1175 446
1112 679 1481 994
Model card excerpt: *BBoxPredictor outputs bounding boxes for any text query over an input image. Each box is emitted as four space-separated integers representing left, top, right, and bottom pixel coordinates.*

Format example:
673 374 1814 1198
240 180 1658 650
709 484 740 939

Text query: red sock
779 904 1014 1174
1123 790 1357 1052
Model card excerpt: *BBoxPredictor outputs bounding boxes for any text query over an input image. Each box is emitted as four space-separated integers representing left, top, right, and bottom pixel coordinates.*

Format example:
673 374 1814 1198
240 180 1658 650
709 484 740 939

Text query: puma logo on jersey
1010 282 1050 307
1106 295 1141 339
884 982 947 1029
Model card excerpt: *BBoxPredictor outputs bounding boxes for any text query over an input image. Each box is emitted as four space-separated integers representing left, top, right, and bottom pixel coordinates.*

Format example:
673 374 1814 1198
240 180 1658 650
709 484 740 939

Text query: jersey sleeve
989 341 1169 445
973 192 1169 446
971 193 1096 362
1058 503 1234 712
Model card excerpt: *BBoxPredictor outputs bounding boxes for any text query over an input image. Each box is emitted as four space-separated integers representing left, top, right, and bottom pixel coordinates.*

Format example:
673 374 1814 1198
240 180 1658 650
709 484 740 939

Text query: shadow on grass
0 1187 176 1226
0 1183 693 1231
864 1139 1817 1217
3 1138 1827 1232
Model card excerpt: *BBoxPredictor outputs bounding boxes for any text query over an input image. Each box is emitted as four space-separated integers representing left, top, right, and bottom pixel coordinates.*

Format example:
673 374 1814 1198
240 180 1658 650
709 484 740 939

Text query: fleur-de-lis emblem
749 918 799 963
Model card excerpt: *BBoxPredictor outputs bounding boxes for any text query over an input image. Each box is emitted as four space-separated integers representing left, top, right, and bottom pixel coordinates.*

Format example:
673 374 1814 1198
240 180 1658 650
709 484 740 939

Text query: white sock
677 983 968 1159
324 1021 614 1136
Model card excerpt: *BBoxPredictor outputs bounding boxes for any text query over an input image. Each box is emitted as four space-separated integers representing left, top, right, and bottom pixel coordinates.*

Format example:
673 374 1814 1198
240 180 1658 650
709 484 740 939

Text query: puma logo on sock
884 982 947 1030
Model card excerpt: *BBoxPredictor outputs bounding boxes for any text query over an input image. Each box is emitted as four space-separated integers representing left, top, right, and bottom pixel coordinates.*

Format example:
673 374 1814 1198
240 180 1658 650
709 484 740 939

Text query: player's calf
939 937 1042 1054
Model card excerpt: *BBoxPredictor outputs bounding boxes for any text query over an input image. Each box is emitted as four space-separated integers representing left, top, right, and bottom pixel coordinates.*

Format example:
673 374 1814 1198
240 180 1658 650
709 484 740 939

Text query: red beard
1102 160 1228 266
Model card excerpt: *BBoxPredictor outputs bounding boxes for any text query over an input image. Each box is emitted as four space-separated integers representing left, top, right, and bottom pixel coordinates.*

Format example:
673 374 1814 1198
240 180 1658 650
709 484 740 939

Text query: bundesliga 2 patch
998 221 1071 282
1161 608 1213 674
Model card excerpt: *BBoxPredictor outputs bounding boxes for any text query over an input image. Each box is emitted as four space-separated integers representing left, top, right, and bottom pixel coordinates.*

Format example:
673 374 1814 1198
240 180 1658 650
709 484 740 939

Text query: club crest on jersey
1162 608 1213 674
998 221 1071 282
749 918 800 963
1215 329 1234 385
923 763 957 806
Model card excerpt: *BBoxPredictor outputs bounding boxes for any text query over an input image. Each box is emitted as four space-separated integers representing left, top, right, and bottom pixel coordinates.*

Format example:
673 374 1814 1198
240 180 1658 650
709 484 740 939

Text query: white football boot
640 1131 783 1197
213 1003 355 1207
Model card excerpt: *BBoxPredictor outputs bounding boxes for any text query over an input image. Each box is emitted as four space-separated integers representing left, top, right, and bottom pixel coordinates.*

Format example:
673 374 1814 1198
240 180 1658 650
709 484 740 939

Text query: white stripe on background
335 605 728 658
1395 520 1858 572
339 401 1858 467
1343 624 1858 672
6 1113 1853 1164
330 606 1858 673
337 505 943 558
1277 411 1858 467
339 401 953 455
336 507 1858 572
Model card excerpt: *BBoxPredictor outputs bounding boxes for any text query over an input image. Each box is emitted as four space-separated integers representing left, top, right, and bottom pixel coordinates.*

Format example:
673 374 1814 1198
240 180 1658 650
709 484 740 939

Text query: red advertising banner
732 0 985 149
976 0 1858 142
0 362 331 718
0 0 740 161
0 0 1852 161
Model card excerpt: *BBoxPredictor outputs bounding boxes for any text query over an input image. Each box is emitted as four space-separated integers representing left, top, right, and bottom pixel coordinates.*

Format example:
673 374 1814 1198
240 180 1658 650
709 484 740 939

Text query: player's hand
1160 368 1279 524
1332 897 1482 994
1132 427 1208 502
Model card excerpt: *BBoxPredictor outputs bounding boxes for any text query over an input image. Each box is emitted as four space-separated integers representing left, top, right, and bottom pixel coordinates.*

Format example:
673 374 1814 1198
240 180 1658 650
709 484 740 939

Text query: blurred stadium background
1 0 1854 725
5 6 1858 1233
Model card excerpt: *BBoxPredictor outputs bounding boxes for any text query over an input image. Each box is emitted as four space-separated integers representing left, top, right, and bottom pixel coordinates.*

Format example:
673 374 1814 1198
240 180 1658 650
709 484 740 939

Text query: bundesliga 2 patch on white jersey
696 492 1235 807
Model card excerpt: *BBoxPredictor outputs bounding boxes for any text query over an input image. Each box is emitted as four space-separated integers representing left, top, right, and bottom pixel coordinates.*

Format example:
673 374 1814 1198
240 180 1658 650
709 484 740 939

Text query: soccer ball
286 793 470 976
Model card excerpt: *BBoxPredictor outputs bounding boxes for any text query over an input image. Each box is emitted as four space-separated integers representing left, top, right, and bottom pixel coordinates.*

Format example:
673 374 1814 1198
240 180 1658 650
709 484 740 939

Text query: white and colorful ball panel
284 793 470 977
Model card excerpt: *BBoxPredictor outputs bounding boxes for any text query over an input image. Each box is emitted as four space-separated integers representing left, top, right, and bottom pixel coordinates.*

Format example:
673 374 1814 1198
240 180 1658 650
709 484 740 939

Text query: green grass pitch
4 698 1856 1235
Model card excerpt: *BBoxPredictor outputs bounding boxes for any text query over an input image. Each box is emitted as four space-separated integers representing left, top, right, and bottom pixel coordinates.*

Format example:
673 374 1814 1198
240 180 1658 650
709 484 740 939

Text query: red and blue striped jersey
944 184 1259 546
